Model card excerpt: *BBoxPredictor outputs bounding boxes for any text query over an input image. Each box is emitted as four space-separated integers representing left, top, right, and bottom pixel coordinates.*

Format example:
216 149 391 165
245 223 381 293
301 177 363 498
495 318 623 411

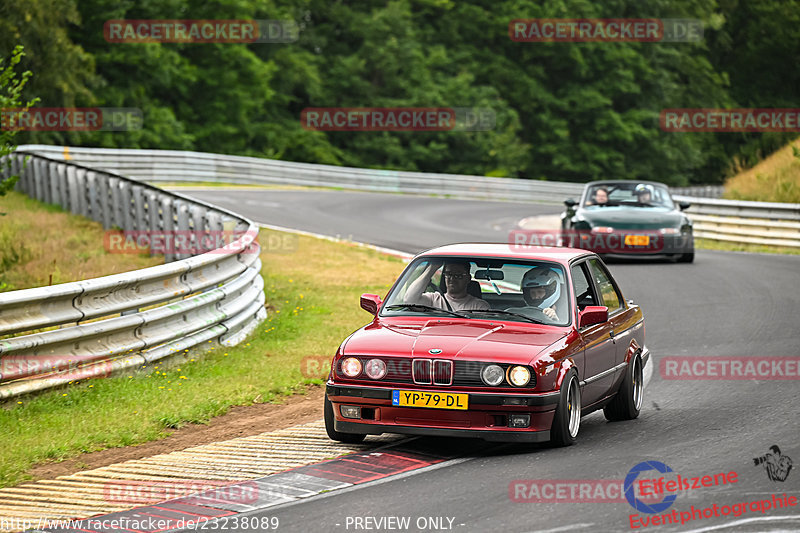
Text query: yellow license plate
624 235 650 246
392 390 468 410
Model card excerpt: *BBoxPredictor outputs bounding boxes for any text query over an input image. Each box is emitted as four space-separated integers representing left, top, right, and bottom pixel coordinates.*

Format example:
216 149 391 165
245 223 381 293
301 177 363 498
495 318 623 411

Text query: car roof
416 243 594 263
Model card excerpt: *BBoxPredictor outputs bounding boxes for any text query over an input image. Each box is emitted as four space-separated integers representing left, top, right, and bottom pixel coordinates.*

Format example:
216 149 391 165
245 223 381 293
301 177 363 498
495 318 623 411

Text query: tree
0 45 39 197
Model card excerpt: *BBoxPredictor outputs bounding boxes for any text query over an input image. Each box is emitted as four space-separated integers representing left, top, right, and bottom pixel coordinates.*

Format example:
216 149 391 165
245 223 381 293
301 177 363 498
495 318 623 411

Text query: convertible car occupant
586 186 609 206
635 183 654 204
505 267 563 322
404 259 490 311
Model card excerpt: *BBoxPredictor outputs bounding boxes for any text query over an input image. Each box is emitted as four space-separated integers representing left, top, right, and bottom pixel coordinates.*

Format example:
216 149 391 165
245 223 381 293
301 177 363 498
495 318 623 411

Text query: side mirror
564 198 578 208
360 293 382 315
678 201 691 211
579 306 608 328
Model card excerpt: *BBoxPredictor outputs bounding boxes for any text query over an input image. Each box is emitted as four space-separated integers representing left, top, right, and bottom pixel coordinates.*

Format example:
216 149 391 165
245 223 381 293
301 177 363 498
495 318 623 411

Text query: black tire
324 394 366 444
678 251 694 263
604 353 644 422
550 370 581 447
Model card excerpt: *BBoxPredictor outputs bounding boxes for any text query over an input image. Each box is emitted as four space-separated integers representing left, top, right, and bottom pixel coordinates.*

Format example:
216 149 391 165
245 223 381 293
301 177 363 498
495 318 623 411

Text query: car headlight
341 357 362 378
481 364 505 386
507 365 531 387
364 358 387 379
659 228 680 235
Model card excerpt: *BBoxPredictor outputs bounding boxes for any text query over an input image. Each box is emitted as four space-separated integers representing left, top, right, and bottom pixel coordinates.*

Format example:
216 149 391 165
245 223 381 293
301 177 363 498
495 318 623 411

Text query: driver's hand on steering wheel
543 307 558 320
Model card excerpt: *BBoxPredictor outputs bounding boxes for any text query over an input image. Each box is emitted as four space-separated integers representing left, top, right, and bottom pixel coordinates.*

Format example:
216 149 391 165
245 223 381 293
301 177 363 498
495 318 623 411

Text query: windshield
582 182 674 209
382 257 571 326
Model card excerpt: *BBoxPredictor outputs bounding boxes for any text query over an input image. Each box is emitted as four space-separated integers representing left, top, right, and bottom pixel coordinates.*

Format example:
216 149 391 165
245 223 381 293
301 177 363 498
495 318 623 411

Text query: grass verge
724 137 800 203
0 191 161 292
695 238 800 256
0 228 405 488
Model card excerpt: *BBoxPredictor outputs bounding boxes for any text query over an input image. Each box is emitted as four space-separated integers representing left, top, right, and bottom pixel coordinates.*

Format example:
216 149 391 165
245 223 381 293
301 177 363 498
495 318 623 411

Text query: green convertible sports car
560 180 694 263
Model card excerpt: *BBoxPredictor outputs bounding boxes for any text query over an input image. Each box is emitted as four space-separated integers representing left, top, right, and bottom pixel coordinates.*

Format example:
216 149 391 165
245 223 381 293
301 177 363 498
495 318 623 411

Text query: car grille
337 357 535 388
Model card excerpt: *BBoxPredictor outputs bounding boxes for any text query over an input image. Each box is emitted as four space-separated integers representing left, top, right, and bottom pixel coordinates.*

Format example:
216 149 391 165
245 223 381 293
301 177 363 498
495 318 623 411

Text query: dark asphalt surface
179 188 800 533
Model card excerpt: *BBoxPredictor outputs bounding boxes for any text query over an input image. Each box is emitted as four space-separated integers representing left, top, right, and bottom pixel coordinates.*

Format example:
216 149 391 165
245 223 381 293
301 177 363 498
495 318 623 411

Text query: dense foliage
1 0 798 185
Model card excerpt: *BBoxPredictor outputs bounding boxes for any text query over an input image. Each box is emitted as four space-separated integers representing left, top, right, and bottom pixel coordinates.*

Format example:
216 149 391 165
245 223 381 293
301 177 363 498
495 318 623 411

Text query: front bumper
326 383 560 443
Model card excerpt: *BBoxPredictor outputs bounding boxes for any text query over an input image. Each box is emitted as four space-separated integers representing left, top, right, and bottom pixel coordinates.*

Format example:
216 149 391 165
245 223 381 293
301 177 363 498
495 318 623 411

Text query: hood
578 206 686 229
343 318 567 365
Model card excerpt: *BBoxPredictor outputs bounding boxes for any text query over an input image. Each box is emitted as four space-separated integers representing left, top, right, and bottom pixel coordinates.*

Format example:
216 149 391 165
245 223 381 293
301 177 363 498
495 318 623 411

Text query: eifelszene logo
625 461 678 514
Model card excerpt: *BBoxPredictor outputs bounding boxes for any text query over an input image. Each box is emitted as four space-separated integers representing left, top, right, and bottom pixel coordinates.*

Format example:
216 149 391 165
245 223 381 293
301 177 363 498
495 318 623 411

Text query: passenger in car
505 268 562 322
404 260 490 311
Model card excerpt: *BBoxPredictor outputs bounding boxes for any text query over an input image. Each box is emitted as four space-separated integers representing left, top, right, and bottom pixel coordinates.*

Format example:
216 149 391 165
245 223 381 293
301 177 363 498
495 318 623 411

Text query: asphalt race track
178 188 800 533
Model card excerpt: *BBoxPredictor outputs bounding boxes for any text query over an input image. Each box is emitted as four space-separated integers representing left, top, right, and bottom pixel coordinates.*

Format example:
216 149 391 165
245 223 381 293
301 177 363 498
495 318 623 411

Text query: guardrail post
161 196 175 262
66 165 80 215
47 161 59 205
119 181 134 231
175 200 192 260
190 205 209 252
131 185 146 231
98 173 112 229
146 190 161 258
74 168 89 218
32 157 44 202
86 171 99 221
57 163 69 210
109 177 123 229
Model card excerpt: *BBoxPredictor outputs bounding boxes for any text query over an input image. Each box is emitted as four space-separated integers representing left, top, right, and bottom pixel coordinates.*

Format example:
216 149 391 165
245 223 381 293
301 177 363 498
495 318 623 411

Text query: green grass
695 238 800 255
0 229 405 488
0 191 161 292
724 137 800 203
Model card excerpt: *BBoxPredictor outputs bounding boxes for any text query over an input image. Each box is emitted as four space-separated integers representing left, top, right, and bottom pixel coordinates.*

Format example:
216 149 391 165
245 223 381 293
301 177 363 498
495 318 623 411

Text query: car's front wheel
678 251 694 263
324 395 366 444
550 370 581 446
604 353 644 421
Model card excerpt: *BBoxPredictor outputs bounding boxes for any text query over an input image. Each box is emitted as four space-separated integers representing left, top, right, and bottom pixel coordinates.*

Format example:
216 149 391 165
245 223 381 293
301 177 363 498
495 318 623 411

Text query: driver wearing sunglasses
405 260 490 311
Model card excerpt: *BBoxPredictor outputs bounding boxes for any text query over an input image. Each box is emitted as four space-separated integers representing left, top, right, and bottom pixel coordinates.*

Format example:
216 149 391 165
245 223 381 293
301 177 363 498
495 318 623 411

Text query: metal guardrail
17 145 586 204
673 194 800 248
671 185 725 198
0 151 266 399
18 144 800 248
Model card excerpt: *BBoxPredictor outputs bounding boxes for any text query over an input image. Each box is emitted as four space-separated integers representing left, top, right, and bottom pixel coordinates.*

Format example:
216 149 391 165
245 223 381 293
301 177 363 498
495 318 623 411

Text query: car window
382 257 570 325
570 263 598 311
583 183 674 209
587 259 622 313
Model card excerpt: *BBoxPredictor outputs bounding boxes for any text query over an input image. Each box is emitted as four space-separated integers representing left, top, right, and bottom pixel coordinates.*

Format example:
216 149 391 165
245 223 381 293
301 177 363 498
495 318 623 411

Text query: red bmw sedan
325 243 648 446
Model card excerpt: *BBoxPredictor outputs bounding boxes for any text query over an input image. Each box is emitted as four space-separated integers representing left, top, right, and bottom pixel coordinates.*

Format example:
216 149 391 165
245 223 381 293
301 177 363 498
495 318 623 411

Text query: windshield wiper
458 309 544 324
384 304 466 318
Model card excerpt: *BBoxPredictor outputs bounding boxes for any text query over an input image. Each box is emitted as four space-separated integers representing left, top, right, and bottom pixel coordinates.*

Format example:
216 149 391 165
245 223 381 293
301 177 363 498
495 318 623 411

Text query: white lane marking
677 515 800 533
525 524 594 533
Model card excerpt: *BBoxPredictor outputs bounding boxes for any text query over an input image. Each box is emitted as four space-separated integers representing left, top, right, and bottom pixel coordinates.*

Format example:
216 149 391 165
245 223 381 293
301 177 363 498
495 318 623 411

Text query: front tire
604 353 644 421
550 370 581 447
324 395 366 444
678 251 694 263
